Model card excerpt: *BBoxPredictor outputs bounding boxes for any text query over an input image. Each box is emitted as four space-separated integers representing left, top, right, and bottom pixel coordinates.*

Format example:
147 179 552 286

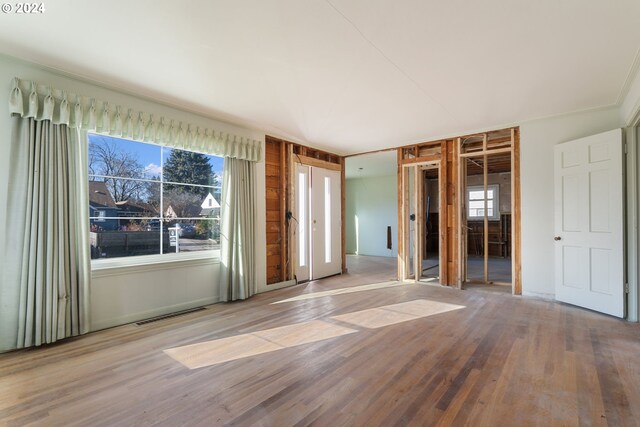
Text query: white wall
519 107 621 298
0 55 267 340
346 175 398 258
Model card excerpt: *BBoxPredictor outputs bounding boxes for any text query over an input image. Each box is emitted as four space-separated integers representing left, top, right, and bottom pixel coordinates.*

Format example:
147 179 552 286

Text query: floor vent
135 307 206 326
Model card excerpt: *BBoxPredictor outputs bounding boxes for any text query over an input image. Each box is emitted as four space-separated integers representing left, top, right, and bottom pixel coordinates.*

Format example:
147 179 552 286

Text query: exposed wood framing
396 126 520 293
511 128 522 295
279 141 287 282
483 134 489 284
440 141 448 285
293 154 342 171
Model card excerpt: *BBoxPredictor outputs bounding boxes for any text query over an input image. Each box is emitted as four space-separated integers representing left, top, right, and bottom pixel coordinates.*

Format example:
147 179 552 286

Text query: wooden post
483 134 489 284
511 128 522 294
279 141 287 282
439 141 448 286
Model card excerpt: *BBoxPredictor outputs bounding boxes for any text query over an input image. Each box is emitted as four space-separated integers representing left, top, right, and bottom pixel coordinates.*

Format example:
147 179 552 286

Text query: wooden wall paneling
265 137 283 284
279 141 287 282
511 128 522 295
397 148 404 280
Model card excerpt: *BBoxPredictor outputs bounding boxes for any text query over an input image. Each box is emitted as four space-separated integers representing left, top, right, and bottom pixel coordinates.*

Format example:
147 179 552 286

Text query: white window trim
91 249 220 274
467 184 500 221
88 132 223 270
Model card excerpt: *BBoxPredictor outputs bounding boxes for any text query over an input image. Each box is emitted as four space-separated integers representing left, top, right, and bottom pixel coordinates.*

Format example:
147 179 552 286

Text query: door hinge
625 282 630 294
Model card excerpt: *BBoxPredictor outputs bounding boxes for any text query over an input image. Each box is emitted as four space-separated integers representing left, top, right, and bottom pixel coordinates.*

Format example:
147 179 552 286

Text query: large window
88 134 223 260
467 184 499 220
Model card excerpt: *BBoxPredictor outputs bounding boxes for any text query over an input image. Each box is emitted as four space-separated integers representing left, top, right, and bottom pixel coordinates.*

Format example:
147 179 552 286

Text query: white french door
294 164 310 282
295 165 342 281
553 129 624 317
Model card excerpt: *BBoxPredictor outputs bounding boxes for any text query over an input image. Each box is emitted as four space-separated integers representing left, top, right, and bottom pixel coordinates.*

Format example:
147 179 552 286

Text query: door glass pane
324 176 331 263
298 172 306 267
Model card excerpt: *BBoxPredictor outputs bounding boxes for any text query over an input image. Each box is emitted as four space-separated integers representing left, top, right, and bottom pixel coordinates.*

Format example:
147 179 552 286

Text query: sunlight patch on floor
270 281 405 304
164 320 357 369
331 299 465 329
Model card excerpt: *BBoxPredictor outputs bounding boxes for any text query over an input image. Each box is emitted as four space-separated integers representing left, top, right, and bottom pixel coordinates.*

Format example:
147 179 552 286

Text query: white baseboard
522 290 555 300
91 296 220 332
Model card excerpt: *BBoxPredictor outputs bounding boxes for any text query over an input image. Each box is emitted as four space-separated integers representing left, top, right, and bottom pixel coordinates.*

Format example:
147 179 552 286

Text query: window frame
466 184 500 221
87 132 223 269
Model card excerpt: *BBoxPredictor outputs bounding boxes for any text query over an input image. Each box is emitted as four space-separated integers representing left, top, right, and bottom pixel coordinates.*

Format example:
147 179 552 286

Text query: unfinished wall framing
264 136 344 285
397 127 521 294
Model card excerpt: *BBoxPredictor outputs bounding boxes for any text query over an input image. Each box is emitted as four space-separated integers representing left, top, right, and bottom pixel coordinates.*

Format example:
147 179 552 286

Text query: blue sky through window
88 134 224 183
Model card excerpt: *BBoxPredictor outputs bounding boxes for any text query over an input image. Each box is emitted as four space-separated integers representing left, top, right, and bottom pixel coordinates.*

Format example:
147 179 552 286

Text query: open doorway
396 127 521 293
422 166 440 281
461 153 513 293
344 151 398 282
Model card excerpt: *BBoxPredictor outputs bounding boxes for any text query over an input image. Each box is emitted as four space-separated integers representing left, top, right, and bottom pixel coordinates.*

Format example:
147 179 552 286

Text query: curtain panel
9 77 262 162
2 117 91 351
219 157 257 302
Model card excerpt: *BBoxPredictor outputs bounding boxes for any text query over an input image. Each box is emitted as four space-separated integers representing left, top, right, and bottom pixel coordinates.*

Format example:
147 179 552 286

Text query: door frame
400 160 445 283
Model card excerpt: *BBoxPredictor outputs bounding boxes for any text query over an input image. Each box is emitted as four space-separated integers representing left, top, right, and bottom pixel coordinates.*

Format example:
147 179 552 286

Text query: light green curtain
219 157 256 301
1 115 91 351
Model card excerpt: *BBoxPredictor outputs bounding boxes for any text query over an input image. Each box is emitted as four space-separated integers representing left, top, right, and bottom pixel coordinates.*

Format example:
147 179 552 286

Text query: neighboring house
89 181 119 231
116 200 158 218
200 192 220 218
165 203 202 219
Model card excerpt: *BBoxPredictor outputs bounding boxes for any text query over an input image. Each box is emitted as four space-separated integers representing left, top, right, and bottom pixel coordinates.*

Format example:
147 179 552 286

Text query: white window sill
91 250 220 278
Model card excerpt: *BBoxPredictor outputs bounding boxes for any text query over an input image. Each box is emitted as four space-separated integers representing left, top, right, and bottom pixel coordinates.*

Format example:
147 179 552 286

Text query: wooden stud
483 135 489 284
403 166 411 280
439 142 448 286
459 147 512 158
293 154 342 171
511 128 522 295
279 141 287 282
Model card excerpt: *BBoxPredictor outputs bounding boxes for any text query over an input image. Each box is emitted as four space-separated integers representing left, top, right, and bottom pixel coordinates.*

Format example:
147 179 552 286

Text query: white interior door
554 129 624 317
311 167 342 280
294 164 310 282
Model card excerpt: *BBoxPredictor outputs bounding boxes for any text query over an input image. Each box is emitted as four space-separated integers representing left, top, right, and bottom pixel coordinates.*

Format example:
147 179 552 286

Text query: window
467 185 499 220
88 134 224 260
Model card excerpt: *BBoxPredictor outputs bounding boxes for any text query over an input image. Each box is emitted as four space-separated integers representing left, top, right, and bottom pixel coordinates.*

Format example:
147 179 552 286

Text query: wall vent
135 307 206 325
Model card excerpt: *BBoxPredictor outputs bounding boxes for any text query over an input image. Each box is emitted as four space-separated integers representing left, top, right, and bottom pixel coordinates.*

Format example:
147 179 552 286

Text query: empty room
1 1 640 426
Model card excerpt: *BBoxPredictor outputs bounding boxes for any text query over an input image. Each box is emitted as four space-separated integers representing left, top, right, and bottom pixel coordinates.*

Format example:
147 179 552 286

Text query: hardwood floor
1 256 639 426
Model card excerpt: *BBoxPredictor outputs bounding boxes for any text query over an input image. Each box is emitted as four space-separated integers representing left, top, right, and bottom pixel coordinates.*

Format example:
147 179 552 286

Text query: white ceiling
1 0 639 155
345 150 397 178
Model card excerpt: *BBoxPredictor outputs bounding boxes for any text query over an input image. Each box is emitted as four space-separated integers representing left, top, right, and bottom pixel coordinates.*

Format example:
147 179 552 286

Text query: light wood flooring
1 255 639 426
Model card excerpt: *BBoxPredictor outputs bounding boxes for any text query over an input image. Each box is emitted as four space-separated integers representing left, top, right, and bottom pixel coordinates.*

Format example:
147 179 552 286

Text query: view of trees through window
88 134 224 259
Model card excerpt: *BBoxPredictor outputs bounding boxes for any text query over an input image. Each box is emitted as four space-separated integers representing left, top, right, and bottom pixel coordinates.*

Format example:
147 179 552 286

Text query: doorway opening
422 165 440 281
460 152 513 293
343 151 398 283
397 127 521 293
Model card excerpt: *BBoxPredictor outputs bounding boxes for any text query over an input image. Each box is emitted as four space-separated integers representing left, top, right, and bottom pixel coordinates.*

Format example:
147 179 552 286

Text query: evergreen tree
163 150 218 198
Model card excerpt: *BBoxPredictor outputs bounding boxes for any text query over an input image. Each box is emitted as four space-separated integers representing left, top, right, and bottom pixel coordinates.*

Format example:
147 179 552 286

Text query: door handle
554 236 562 241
